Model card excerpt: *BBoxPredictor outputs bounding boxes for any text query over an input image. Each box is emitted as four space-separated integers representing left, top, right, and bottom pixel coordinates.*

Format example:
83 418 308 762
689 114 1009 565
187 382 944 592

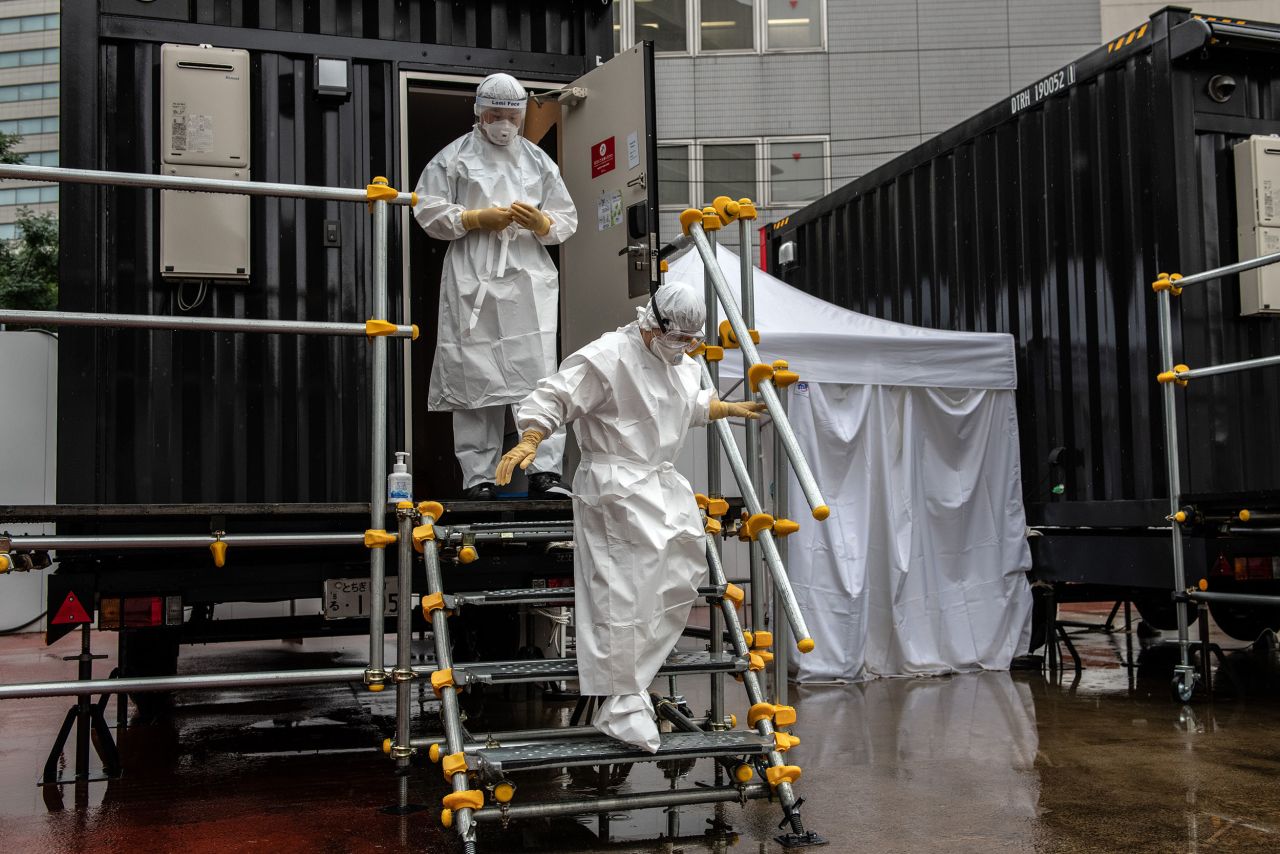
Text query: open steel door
557 42 660 356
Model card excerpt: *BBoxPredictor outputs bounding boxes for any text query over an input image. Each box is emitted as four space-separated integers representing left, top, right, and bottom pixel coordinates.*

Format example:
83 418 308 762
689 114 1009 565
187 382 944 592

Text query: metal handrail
0 163 416 206
0 309 416 339
1159 248 1280 290
686 221 829 520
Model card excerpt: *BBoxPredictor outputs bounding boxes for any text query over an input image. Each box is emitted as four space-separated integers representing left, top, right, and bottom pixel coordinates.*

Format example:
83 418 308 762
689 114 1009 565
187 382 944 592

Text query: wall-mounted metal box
159 43 250 280
1234 135 1280 316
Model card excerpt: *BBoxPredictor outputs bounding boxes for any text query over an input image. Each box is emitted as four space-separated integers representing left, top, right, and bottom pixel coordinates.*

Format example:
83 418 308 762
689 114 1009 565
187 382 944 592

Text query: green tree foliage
0 133 59 312
0 208 59 311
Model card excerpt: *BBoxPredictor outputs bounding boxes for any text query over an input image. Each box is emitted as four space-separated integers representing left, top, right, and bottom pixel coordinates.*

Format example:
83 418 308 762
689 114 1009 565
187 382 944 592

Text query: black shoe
528 472 572 498
462 482 497 500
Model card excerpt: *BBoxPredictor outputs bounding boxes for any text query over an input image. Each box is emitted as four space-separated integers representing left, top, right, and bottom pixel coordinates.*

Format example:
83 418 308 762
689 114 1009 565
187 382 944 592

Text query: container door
558 42 659 356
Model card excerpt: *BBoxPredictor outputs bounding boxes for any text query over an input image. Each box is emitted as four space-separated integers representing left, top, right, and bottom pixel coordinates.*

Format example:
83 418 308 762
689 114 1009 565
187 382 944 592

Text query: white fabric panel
786 382 1033 682
667 245 1017 390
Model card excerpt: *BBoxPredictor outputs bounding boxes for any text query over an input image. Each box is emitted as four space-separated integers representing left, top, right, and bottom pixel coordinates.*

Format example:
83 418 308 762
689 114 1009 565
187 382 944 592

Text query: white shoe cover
592 693 661 753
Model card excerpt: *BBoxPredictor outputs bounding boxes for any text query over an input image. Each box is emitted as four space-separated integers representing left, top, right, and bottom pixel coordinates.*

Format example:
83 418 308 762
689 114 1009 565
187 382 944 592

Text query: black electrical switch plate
324 220 341 247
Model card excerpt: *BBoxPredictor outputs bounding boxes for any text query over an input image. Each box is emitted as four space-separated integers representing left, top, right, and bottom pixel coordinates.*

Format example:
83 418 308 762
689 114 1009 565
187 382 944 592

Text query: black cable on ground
0 612 46 634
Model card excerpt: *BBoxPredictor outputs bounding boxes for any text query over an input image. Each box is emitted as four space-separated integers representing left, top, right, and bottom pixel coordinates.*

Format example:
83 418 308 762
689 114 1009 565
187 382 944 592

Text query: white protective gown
517 323 715 750
413 129 578 410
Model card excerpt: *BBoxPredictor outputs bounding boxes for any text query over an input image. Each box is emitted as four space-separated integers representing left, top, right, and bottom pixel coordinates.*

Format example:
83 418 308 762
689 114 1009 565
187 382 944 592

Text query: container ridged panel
772 22 1280 523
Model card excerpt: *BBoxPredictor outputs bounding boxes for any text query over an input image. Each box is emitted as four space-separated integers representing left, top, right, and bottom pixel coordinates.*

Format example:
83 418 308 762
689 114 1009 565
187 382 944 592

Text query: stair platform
469 730 773 780
455 651 743 686
452 584 727 608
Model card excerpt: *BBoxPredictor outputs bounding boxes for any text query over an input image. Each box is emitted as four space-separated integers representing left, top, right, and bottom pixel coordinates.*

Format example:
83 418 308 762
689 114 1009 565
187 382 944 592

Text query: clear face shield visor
474 97 527 144
649 297 706 353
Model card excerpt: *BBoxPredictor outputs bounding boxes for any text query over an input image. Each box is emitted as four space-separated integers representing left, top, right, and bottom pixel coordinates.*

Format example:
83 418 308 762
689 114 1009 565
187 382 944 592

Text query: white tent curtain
668 246 1032 682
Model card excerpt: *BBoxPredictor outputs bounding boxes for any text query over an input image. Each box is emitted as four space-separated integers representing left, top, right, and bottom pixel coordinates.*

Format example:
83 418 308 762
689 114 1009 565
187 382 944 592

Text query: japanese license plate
322 577 406 620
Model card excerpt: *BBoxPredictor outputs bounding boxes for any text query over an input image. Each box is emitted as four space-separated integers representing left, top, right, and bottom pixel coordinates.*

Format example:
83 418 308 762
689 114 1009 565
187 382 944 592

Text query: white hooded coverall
515 321 714 751
413 127 578 485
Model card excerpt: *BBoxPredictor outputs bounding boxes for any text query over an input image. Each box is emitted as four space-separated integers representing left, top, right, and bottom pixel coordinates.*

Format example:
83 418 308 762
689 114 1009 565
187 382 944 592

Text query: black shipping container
764 8 1280 638
42 2 613 654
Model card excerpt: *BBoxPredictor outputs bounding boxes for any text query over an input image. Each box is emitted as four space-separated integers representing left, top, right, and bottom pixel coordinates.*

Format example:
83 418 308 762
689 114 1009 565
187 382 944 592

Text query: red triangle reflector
52 591 91 625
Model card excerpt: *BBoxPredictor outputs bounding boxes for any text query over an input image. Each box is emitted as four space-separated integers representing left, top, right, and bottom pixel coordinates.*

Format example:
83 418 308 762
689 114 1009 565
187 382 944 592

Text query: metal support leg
366 194 390 689
704 225 725 731
738 217 765 636
420 505 477 850
703 540 822 846
1155 289 1197 703
385 503 423 815
773 385 790 706
1196 602 1213 696
41 625 120 787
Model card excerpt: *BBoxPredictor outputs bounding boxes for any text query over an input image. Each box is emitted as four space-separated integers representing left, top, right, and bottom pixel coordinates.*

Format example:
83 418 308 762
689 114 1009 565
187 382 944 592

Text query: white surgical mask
482 120 519 146
648 336 688 365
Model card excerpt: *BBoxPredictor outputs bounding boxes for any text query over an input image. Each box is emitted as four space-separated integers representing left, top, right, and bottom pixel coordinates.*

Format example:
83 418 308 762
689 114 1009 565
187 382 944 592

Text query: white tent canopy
668 245 1033 683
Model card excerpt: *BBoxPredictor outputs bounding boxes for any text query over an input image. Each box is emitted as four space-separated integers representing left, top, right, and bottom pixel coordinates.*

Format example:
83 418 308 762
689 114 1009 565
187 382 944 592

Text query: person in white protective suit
412 72 579 499
495 279 765 751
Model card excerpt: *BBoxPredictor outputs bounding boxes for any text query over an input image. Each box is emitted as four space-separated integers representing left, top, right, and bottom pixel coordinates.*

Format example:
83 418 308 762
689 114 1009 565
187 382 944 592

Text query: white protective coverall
515 284 715 751
412 76 579 487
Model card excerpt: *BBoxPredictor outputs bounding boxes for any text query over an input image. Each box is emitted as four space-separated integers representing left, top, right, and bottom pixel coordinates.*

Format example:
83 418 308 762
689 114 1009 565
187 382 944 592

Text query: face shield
474 73 528 146
639 279 706 362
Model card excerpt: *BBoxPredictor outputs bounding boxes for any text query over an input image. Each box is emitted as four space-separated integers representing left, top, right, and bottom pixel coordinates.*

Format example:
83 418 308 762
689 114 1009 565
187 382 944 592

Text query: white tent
668 245 1033 683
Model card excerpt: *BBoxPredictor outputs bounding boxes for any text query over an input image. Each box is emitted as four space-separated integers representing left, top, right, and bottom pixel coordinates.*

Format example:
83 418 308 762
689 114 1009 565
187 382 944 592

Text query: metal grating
456 652 744 685
471 730 773 777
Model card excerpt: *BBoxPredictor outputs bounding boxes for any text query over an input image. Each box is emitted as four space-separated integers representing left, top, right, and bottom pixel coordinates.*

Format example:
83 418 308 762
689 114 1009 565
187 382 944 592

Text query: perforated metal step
469 730 773 780
455 651 743 686
452 584 726 608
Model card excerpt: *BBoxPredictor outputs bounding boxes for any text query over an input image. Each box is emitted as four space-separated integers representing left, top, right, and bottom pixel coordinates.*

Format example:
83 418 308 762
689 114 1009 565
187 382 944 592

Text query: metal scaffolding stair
386 199 829 851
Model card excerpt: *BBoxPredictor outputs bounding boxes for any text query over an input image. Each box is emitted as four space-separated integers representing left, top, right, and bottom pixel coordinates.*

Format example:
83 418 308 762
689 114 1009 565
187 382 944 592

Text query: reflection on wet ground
0 605 1278 852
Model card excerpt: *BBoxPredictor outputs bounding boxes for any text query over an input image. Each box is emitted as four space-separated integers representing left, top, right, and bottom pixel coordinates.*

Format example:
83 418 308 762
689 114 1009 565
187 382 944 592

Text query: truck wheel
1207 601 1280 642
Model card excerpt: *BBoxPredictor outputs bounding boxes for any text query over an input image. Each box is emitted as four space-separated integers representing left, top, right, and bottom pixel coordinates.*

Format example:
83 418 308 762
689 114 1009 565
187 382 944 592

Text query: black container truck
763 6 1280 640
1 0 668 679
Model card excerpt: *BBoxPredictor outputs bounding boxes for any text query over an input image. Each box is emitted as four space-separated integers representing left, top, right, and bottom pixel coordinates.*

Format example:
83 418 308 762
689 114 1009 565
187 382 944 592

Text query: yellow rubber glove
496 429 545 485
709 398 767 421
510 201 552 236
461 207 514 231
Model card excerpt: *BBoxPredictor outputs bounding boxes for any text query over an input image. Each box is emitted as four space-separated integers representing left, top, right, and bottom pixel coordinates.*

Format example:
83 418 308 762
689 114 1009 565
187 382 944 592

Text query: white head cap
474 73 527 112
638 279 706 338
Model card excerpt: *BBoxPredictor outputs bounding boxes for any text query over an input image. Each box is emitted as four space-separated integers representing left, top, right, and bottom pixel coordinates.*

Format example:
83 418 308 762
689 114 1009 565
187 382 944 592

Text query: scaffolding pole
0 309 415 338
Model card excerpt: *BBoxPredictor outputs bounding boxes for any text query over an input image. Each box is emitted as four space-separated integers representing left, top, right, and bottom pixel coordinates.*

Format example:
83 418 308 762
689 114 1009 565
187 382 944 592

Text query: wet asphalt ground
1 604 1278 853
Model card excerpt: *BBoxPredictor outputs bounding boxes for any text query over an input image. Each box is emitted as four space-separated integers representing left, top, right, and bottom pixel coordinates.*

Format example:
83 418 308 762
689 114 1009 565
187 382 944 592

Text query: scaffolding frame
1151 254 1280 703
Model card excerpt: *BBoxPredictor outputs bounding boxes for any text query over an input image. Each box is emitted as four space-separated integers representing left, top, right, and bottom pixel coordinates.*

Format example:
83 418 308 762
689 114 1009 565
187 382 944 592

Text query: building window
765 0 823 50
658 135 829 211
635 0 690 54
0 82 59 103
0 14 60 35
765 138 827 204
614 1 822 56
0 116 58 135
22 150 58 167
0 223 15 240
0 48 59 68
0 185 59 205
699 0 755 52
658 142 692 208
702 141 757 202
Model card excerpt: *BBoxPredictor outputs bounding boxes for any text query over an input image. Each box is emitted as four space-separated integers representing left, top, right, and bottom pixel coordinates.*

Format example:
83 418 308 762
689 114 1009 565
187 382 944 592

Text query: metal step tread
471 730 773 776
456 651 743 685
452 584 726 608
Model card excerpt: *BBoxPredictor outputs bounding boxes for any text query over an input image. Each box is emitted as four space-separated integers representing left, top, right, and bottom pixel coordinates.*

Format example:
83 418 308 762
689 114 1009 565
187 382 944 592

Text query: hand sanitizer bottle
387 451 412 504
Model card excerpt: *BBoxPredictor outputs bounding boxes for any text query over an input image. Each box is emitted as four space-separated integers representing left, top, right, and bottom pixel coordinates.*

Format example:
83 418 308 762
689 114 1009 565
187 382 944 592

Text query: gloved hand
510 201 552 236
462 207 514 231
709 398 767 421
496 428 545 485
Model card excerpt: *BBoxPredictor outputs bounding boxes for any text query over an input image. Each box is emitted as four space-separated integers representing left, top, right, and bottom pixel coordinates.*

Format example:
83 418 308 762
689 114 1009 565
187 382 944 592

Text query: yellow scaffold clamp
748 363 775 393
430 667 455 698
689 342 726 362
772 359 800 388
712 195 741 224
366 176 404 211
1151 272 1184 296
209 531 228 568
748 702 797 728
413 523 436 553
364 529 397 548
735 197 758 221
1157 364 1190 387
679 208 704 236
766 765 803 787
773 519 800 538
719 320 760 350
441 751 468 783
0 553 10 574
422 592 453 625
774 732 801 752
723 582 746 608
441 789 485 827
738 512 775 542
701 206 722 231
